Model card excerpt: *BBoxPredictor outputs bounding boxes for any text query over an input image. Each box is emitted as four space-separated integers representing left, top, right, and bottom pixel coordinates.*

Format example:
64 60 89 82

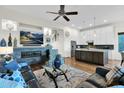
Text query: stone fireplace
13 47 49 65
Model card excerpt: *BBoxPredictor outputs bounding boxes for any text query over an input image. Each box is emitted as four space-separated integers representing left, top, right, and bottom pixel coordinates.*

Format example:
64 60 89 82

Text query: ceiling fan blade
63 16 70 21
60 5 65 11
53 16 60 21
46 11 58 14
65 11 78 15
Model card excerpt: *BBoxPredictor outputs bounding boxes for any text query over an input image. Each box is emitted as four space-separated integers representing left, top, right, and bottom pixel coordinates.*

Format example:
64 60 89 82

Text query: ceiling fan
46 5 78 22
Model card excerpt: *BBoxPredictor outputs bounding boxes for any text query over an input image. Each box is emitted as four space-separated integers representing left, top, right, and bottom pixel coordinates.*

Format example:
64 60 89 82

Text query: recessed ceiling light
78 26 82 29
71 24 75 27
104 20 108 23
89 24 93 27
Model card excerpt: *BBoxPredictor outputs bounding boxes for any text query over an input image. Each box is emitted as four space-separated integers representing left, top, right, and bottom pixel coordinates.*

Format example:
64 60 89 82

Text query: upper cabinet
80 26 115 45
94 26 114 45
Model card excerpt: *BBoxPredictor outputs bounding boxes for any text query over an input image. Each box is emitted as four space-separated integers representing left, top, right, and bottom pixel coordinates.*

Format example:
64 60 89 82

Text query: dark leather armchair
76 66 111 88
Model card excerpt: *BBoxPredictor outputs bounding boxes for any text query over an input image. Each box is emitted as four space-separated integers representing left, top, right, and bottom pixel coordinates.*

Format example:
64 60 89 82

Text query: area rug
33 65 91 88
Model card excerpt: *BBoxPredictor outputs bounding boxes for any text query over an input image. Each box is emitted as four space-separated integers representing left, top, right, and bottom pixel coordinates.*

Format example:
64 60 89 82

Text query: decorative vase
8 33 12 46
54 54 61 69
46 37 51 43
0 38 7 47
13 38 17 47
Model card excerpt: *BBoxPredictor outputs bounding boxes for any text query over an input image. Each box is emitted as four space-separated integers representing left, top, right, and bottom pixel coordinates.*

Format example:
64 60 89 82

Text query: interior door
71 41 77 57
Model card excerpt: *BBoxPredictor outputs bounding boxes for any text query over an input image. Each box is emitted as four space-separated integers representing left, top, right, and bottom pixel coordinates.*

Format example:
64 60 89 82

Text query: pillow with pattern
106 66 124 85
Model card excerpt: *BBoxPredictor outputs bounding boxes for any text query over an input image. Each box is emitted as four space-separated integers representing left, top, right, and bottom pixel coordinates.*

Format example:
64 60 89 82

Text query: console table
75 48 108 65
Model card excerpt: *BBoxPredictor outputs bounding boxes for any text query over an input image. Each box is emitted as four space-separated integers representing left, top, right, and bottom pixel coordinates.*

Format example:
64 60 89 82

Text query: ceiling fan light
47 5 78 22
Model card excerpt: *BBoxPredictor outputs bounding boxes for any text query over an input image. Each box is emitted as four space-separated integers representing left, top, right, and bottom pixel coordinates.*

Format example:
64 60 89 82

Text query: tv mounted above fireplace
20 31 43 45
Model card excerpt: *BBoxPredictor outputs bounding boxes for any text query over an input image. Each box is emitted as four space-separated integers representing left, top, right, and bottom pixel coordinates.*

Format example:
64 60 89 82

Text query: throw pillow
4 60 20 71
106 66 124 85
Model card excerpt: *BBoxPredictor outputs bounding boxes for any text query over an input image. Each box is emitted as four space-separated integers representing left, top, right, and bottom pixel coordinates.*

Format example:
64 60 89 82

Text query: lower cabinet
75 51 81 60
75 50 108 65
92 52 103 65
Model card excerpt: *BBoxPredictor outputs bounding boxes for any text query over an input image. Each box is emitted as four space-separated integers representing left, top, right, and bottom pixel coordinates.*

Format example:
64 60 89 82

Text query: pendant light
83 20 86 39
93 17 96 37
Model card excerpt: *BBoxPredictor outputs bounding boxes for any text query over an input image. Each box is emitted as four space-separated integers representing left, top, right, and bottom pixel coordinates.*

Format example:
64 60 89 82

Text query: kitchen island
75 48 108 65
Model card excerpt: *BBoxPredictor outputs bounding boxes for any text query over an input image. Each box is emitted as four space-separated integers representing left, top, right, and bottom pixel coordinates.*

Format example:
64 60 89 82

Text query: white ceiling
2 5 124 29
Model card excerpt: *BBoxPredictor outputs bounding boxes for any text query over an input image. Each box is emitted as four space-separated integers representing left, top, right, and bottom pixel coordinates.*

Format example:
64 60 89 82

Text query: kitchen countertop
76 48 108 52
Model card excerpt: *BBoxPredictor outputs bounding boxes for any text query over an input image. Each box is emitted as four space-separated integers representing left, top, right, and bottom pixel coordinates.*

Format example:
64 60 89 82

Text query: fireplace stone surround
13 47 49 65
13 46 58 67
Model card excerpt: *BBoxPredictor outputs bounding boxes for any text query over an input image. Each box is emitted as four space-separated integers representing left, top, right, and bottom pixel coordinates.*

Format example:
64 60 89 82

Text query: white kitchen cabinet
94 26 114 45
80 26 114 45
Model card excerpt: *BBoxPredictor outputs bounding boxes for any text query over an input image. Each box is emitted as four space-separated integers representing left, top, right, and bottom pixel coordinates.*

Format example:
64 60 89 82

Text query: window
118 32 124 51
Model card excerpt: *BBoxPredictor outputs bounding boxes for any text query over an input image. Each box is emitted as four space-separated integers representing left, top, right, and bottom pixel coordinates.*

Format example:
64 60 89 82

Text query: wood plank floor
31 57 121 74
65 57 121 74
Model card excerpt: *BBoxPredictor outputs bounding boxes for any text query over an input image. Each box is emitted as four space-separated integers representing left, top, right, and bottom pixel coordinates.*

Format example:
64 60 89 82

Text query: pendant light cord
94 17 96 37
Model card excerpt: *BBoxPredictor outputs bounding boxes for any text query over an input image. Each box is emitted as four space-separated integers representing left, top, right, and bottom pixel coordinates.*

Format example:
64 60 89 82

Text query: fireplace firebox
13 47 49 65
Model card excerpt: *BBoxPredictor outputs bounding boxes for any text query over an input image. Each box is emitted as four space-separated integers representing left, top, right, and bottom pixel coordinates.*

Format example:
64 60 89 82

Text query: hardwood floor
65 57 121 74
30 63 43 71
30 57 121 74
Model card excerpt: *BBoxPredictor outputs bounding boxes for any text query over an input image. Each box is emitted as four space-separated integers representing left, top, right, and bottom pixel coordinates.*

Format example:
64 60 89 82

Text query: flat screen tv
20 31 43 45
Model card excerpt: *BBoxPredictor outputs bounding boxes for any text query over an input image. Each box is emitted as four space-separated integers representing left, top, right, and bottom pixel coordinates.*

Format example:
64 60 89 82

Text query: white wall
0 7 65 56
112 23 124 60
51 29 65 56
0 7 59 46
63 27 80 57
